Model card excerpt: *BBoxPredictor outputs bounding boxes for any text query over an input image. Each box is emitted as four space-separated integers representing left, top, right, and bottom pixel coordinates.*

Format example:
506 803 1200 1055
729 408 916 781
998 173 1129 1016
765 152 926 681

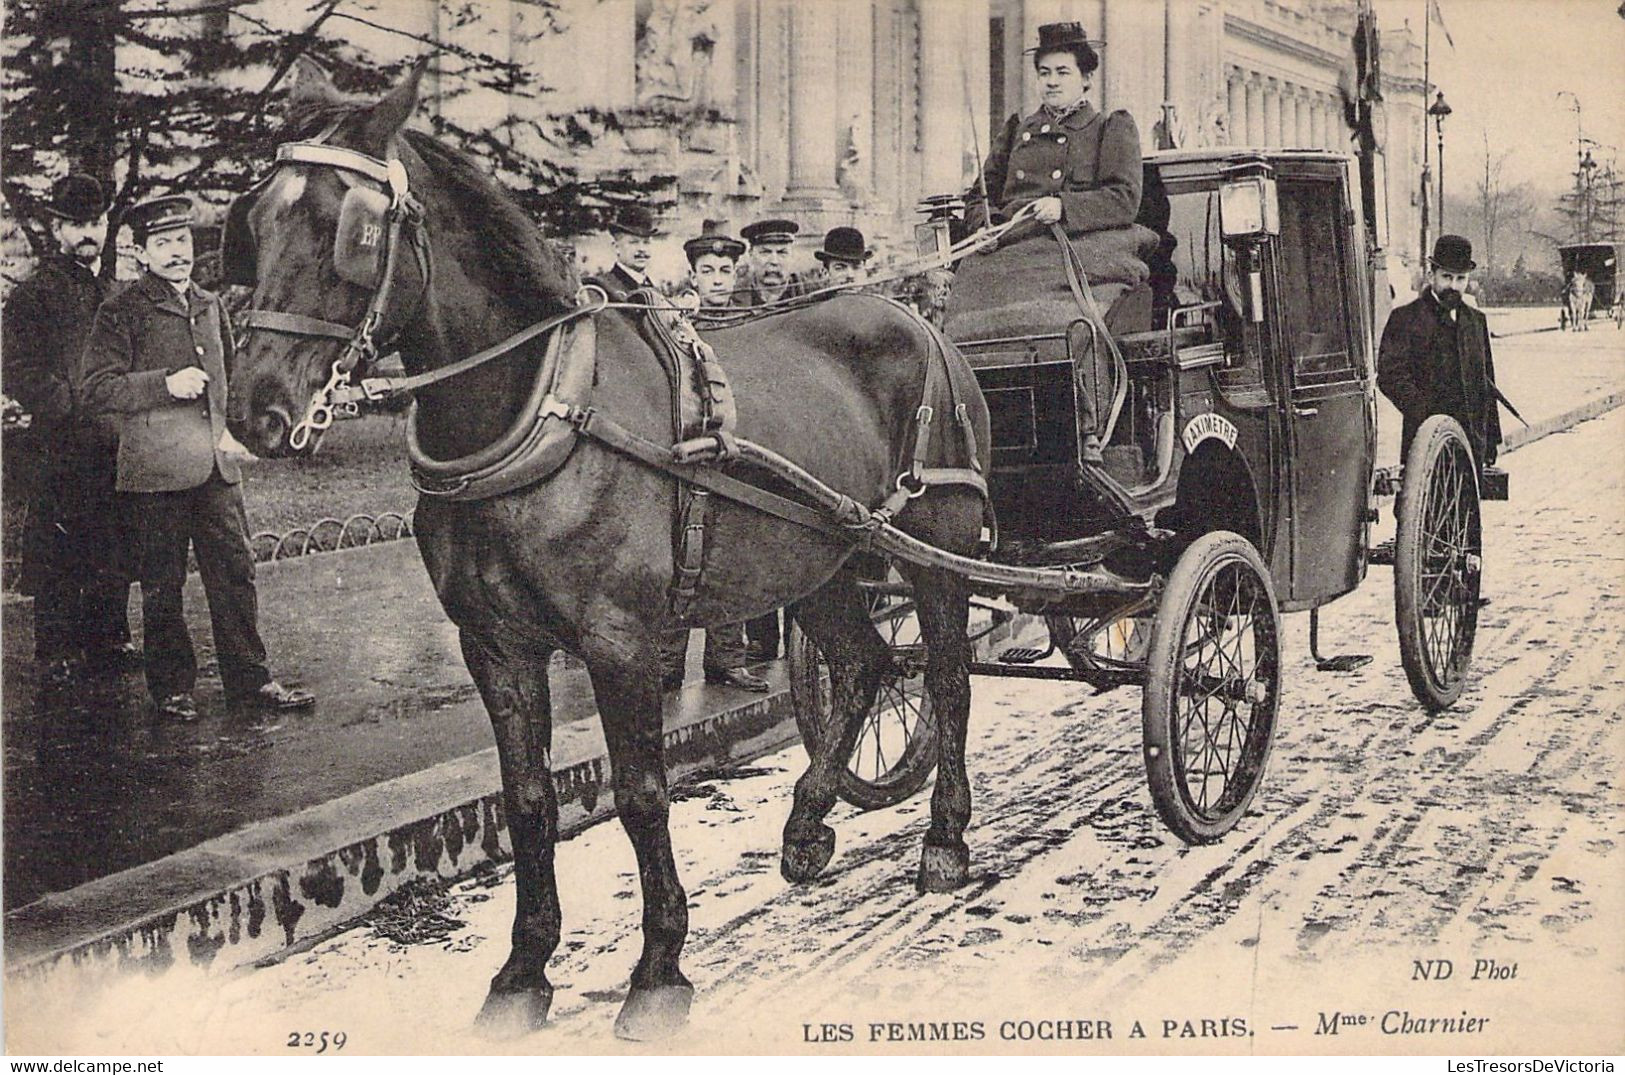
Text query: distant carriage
1557 242 1622 330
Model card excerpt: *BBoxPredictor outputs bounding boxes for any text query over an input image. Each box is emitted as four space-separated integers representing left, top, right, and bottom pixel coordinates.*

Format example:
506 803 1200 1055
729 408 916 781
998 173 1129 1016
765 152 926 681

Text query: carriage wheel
787 600 937 811
1142 531 1281 844
1394 415 1482 710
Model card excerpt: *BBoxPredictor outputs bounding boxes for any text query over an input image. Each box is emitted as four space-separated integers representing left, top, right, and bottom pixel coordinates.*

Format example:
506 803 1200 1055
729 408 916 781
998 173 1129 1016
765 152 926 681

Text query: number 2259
287 1030 347 1053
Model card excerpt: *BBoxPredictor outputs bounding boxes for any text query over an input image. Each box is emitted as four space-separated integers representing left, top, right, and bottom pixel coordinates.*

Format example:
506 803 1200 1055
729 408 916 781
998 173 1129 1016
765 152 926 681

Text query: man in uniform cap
658 226 769 692
78 194 315 720
814 226 872 287
1377 234 1503 468
1 174 138 681
735 218 808 307
589 204 663 301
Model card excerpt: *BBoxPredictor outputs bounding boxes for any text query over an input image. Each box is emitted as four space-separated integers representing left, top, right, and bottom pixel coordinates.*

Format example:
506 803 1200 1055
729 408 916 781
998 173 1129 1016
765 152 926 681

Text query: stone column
1244 73 1263 147
1296 90 1312 147
785 1 840 201
1309 93 1326 151
1227 68 1245 147
917 0 962 197
1263 78 1281 147
833 0 875 203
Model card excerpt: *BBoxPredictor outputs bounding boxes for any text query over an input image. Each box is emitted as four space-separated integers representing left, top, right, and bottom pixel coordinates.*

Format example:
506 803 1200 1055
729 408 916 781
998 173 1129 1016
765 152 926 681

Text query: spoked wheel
788 599 937 811
1142 531 1281 844
1394 414 1482 710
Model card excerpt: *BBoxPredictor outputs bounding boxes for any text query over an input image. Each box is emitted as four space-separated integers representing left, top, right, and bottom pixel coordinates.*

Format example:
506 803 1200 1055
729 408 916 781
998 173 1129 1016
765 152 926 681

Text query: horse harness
235 137 990 618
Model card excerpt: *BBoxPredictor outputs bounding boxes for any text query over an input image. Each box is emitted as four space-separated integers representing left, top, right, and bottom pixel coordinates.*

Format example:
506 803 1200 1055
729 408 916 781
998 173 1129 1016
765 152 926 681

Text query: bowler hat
43 174 107 223
813 226 871 265
740 218 800 246
609 204 661 238
1429 234 1476 272
683 233 746 264
123 194 193 243
1024 22 1101 72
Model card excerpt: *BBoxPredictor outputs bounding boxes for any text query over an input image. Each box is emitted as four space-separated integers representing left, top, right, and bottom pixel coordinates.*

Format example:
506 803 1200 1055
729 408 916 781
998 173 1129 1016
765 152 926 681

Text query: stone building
331 0 1427 280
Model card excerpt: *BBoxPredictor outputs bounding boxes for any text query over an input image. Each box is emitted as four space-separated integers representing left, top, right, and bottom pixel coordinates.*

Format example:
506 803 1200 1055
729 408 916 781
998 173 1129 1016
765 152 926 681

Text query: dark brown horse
226 62 989 1039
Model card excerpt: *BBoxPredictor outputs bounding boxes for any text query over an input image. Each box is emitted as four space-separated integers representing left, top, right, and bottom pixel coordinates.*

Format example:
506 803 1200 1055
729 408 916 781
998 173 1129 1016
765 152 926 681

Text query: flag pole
1420 0 1432 265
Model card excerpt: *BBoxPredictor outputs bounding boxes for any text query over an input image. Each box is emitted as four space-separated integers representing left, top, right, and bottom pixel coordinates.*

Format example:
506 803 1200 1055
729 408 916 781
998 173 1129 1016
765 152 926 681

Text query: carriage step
1316 653 1374 673
998 645 1052 665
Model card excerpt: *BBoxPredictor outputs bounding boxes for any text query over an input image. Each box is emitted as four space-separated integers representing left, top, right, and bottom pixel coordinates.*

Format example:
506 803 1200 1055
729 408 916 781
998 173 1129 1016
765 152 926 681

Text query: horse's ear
359 58 429 152
288 54 338 104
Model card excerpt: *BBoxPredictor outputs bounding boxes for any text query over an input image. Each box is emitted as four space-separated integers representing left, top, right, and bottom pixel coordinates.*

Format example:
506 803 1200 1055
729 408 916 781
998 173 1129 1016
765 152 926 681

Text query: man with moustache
1 175 137 681
1377 235 1503 469
78 195 315 720
656 229 770 693
735 219 809 306
589 204 662 301
814 226 872 288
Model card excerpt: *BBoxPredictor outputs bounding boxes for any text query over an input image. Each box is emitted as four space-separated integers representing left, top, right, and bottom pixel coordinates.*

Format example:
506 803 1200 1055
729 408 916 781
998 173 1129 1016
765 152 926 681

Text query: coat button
1040 124 1051 133
1015 169 1025 180
1057 135 1067 144
195 345 204 355
1051 169 1063 179
1021 131 1031 142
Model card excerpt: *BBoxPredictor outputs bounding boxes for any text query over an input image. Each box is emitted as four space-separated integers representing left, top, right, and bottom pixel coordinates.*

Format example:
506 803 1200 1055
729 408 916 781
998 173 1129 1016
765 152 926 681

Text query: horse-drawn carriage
1558 241 1623 330
227 63 1510 1035
792 148 1509 841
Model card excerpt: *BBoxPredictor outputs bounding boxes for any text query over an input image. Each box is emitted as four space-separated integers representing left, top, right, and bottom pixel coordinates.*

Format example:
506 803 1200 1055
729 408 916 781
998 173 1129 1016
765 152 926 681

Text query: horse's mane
281 95 578 320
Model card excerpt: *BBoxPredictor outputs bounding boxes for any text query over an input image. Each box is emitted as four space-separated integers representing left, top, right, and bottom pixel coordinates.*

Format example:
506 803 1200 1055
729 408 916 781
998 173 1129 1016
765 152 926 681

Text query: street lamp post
1429 91 1453 230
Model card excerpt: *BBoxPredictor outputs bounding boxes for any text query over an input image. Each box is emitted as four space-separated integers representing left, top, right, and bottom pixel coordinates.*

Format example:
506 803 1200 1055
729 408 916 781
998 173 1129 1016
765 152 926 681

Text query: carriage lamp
1218 175 1279 239
916 194 966 258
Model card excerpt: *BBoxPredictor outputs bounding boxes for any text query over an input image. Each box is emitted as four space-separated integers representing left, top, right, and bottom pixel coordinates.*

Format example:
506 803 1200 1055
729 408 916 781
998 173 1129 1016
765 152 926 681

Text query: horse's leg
780 573 891 882
904 567 975 893
461 630 561 1037
581 625 693 1041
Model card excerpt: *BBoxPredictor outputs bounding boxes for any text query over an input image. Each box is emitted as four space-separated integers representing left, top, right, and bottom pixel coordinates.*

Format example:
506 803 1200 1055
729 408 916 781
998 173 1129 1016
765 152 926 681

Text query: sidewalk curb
4 610 1037 1008
1501 386 1625 454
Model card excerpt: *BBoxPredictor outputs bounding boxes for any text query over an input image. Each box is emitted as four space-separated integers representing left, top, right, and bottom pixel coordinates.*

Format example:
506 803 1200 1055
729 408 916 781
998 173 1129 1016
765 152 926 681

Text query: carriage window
1275 180 1353 379
1163 187 1264 384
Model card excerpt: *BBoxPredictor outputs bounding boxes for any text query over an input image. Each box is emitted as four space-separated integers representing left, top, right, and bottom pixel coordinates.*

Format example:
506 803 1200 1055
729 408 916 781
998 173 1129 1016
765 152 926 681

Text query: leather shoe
704 667 771 693
232 680 316 710
154 692 199 720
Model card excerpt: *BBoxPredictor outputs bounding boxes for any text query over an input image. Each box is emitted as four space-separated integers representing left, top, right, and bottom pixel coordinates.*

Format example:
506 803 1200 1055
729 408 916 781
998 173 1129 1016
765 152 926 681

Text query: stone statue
636 0 720 108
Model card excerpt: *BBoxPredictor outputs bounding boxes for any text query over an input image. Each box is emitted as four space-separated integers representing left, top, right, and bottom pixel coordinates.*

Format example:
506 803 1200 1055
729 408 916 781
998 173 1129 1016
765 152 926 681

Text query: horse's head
226 59 429 457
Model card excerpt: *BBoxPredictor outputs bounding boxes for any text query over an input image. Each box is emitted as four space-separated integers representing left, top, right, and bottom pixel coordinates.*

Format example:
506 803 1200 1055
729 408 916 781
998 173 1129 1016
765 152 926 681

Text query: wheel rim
1416 438 1481 692
1171 556 1278 821
808 608 934 789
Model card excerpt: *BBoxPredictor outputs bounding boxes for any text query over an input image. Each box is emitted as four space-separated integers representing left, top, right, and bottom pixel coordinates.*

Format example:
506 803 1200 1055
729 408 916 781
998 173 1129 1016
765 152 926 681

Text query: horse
224 60 992 1040
1565 270 1594 332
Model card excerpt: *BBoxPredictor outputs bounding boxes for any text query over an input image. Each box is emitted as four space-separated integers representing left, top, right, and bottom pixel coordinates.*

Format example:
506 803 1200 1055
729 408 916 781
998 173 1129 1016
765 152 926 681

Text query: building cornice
1226 13 1347 72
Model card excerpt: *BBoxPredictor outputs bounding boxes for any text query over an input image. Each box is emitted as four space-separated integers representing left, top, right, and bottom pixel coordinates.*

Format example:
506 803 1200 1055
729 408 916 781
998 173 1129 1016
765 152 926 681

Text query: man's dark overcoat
2 254 132 615
78 272 241 492
1377 291 1503 466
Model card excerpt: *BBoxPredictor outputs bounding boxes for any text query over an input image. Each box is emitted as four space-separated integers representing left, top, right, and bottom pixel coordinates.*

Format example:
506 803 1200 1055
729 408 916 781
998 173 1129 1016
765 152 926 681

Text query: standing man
78 195 315 720
1 175 137 681
658 230 768 692
735 219 808 306
813 226 872 287
588 205 662 300
1377 235 1503 468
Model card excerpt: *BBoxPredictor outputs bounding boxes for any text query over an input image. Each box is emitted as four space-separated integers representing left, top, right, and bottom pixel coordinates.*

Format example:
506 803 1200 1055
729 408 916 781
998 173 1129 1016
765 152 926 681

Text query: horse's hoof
916 842 970 893
614 984 694 1041
780 824 836 882
474 985 553 1039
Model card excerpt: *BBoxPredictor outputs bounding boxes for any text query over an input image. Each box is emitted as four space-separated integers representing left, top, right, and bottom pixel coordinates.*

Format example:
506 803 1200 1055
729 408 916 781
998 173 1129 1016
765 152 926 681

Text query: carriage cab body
950 149 1378 614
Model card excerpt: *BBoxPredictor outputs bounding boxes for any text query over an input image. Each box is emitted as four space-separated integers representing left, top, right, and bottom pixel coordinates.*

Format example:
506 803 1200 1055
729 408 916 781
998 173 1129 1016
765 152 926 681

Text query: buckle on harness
538 395 575 422
916 404 934 424
895 471 928 499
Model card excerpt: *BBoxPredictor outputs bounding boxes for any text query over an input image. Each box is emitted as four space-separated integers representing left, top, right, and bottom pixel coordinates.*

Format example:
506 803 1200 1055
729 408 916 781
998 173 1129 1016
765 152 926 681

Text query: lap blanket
944 223 1158 342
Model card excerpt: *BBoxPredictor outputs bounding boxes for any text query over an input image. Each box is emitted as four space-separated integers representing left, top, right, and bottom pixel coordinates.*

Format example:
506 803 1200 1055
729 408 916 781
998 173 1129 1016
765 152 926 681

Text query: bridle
236 136 429 450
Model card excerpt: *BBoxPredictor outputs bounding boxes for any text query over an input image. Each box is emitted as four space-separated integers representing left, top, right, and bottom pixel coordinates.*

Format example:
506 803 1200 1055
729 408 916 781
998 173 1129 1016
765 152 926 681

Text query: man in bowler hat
656 228 770 692
589 205 663 301
78 194 315 720
1 174 138 681
814 226 872 287
1377 235 1503 468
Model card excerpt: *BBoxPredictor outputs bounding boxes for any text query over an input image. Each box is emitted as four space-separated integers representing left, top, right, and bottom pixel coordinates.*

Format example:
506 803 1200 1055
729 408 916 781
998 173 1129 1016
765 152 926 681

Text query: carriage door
1275 176 1372 606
